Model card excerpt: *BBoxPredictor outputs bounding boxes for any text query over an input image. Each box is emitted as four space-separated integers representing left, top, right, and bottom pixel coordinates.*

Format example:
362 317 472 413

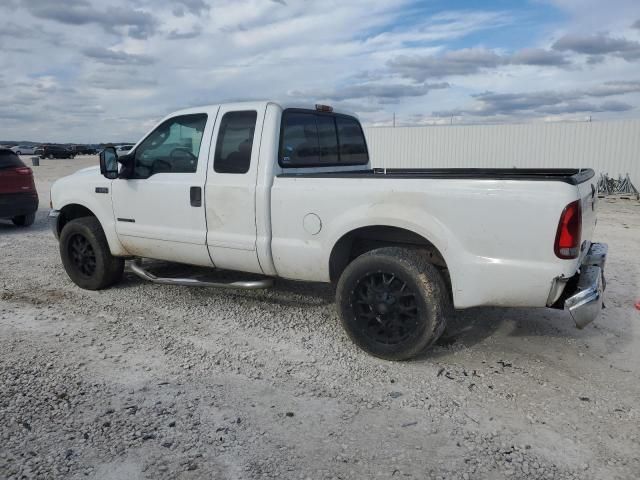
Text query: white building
364 120 640 185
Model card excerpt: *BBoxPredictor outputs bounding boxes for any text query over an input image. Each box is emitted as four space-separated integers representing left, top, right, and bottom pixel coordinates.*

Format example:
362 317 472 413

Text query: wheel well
57 204 96 236
329 225 450 285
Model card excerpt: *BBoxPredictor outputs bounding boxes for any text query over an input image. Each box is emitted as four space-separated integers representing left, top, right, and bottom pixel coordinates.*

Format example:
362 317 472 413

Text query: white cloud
1 0 640 141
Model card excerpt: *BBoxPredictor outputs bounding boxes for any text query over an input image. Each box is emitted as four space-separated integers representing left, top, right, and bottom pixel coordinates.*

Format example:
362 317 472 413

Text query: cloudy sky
2 0 640 142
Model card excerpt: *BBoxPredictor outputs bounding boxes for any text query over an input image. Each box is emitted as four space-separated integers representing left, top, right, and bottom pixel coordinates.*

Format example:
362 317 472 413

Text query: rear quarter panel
271 176 581 308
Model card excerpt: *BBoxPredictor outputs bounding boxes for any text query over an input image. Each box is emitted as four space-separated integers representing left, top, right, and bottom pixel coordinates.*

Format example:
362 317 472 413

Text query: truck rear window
0 150 25 169
279 110 368 168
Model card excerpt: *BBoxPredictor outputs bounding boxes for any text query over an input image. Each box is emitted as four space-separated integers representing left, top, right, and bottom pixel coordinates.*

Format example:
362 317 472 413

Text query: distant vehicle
115 145 134 157
35 145 75 159
69 145 98 155
0 148 38 227
10 145 37 155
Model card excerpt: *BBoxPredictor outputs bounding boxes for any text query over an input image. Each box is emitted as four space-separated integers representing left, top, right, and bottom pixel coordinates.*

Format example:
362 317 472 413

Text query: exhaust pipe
129 260 274 290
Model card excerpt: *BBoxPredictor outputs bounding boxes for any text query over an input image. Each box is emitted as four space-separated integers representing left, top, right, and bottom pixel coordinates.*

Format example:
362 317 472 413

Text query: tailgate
577 173 598 248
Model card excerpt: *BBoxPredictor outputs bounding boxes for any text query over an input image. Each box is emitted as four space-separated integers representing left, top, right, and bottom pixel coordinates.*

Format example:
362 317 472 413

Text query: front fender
50 174 129 257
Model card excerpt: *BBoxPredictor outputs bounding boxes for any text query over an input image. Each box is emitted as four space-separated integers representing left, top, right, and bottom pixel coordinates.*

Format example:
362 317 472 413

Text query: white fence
364 120 640 184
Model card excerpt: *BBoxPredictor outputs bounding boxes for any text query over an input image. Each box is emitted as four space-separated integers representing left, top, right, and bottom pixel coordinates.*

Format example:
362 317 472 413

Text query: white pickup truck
49 101 607 360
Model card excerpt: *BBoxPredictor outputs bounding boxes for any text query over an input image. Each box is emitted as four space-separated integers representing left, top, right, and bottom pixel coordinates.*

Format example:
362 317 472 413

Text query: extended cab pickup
49 102 607 360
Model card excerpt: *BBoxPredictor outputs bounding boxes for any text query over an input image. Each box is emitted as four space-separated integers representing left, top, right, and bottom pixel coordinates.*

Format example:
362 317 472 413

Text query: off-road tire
336 247 450 360
12 213 36 227
59 217 124 290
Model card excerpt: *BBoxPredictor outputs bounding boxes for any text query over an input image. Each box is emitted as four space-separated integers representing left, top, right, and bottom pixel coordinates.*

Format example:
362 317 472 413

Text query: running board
129 260 274 290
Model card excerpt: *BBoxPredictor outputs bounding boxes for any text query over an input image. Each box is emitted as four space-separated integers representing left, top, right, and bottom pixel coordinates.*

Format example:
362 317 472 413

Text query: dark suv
35 145 75 159
0 149 38 226
69 145 98 155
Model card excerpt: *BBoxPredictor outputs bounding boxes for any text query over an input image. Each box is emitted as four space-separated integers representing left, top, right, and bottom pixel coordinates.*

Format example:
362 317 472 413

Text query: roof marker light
315 104 333 112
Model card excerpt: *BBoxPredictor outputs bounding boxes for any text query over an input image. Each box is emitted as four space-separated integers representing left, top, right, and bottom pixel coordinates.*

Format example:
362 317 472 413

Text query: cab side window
214 111 257 174
133 114 207 179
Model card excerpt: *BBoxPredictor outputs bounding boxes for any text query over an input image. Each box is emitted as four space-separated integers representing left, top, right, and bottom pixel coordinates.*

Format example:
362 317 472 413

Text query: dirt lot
1 157 639 480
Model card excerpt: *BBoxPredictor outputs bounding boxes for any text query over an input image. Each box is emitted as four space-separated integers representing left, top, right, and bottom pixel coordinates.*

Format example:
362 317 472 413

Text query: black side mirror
99 147 118 179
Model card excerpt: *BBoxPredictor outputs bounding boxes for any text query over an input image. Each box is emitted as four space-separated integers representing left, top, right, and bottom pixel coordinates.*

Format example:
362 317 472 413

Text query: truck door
111 109 218 266
205 105 265 274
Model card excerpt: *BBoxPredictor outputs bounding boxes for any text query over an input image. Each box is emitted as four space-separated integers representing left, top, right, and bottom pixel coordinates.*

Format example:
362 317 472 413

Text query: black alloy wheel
68 233 97 277
59 217 124 290
351 272 419 345
336 247 450 360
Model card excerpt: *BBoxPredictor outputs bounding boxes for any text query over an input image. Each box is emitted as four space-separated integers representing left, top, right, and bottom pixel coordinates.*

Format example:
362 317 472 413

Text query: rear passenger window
214 111 257 174
279 110 368 168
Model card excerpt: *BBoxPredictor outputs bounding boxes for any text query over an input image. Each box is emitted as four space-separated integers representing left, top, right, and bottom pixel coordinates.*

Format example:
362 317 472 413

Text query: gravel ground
1 157 639 480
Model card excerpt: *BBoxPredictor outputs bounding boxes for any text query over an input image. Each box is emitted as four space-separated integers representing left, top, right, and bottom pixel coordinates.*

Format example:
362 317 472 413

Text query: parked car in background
10 145 37 155
35 145 75 159
115 145 134 157
69 145 98 155
0 148 38 226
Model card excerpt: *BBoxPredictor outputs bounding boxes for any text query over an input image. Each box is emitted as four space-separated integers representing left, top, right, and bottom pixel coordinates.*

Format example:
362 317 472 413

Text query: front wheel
47 154 53 159
59 217 124 290
336 247 451 361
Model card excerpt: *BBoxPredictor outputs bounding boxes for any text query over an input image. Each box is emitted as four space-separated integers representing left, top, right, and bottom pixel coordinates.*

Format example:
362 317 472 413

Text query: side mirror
99 147 118 179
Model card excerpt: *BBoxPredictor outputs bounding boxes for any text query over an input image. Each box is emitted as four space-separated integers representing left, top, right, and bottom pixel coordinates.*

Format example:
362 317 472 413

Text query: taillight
554 200 582 259
15 167 32 175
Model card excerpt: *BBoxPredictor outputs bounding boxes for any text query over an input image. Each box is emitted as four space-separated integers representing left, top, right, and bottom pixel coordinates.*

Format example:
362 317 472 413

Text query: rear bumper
0 193 39 219
564 243 607 328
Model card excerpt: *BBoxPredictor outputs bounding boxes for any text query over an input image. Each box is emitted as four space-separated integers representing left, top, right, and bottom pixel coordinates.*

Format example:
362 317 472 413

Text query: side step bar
129 260 274 290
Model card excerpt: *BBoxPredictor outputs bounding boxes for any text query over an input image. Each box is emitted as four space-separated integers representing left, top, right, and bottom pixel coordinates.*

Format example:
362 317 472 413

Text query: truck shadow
419 306 603 360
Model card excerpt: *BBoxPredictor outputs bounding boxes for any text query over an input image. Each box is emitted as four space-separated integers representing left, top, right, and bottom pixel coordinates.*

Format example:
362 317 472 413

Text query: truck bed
279 168 595 185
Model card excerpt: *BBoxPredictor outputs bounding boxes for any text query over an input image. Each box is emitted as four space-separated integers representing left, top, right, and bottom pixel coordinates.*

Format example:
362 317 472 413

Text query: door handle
190 186 202 207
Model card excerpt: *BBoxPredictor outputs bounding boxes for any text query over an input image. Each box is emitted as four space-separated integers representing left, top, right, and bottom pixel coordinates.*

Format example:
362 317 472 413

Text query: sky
1 0 640 142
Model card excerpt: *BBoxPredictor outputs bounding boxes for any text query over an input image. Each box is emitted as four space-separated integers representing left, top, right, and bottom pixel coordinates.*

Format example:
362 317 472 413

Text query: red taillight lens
15 167 32 175
554 200 582 259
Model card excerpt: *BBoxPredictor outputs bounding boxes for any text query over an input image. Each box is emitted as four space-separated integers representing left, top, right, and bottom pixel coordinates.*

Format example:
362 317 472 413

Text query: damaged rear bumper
565 263 605 329
550 243 607 329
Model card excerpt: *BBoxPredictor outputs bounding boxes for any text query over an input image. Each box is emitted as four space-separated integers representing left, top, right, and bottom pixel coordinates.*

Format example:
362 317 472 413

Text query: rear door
111 108 218 266
205 105 265 274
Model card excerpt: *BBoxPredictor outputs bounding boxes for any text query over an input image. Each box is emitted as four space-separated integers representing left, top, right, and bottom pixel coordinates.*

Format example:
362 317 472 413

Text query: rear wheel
47 154 53 159
59 217 124 290
336 247 450 360
12 213 35 227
